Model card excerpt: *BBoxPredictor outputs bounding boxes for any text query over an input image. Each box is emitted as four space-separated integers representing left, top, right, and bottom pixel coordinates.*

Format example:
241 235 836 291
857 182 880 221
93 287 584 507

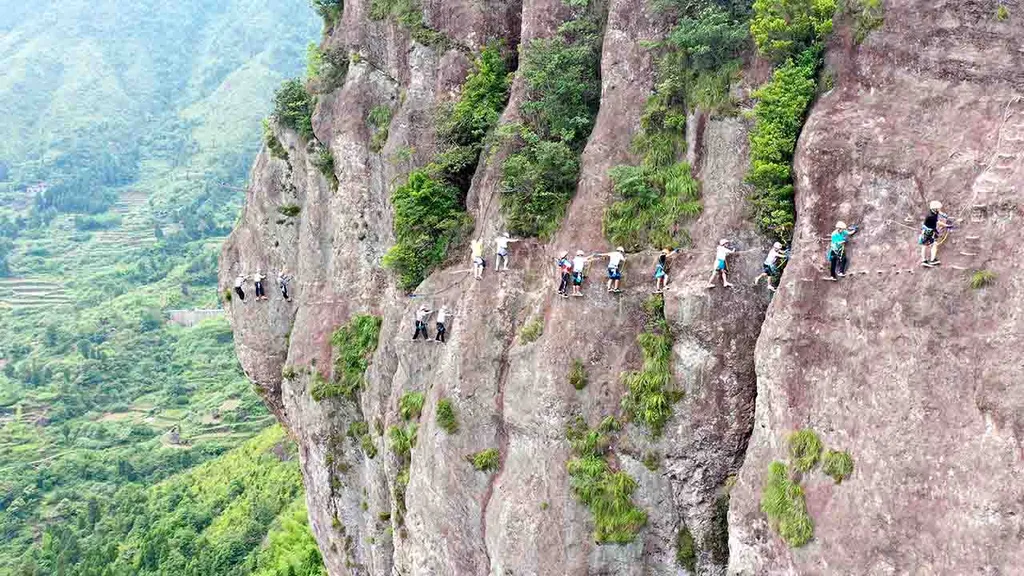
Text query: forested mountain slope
0 1 327 574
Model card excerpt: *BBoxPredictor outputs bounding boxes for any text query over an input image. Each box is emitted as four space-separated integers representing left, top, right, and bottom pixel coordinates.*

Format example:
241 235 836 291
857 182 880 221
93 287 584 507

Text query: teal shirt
830 230 851 254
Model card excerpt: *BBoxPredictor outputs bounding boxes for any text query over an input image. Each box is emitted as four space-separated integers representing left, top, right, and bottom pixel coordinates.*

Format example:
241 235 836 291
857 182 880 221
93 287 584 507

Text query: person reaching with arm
601 247 626 293
494 232 521 271
827 221 857 280
571 250 593 297
434 304 451 343
706 239 736 288
412 304 433 341
753 242 786 292
233 273 247 301
653 248 679 293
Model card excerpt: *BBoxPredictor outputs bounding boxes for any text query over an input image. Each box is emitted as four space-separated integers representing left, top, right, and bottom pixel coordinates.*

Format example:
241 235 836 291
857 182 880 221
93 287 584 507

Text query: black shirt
924 212 939 230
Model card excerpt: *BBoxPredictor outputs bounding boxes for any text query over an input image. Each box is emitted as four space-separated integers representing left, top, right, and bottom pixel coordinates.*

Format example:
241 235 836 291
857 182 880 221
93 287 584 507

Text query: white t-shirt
436 308 449 323
572 256 587 272
715 246 733 262
415 308 431 322
495 237 510 251
607 251 625 268
764 248 781 266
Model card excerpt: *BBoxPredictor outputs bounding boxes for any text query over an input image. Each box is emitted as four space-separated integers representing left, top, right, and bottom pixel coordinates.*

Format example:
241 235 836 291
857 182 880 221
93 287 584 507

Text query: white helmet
929 200 942 211
616 246 625 252
719 239 729 246
576 250 585 256
503 231 511 237
773 242 783 250
836 221 847 230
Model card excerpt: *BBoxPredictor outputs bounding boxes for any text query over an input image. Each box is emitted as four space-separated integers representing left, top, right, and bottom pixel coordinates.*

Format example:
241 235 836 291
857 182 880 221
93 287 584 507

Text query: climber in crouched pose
233 274 247 301
753 242 787 292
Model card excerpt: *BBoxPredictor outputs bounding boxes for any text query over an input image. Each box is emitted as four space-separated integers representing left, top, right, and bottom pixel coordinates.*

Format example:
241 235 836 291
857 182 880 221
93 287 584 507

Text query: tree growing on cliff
273 79 316 141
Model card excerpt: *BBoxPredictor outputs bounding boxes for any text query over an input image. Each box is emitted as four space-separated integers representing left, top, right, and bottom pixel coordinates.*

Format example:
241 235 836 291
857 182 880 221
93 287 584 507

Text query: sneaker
723 282 734 288
706 284 716 289
837 273 845 278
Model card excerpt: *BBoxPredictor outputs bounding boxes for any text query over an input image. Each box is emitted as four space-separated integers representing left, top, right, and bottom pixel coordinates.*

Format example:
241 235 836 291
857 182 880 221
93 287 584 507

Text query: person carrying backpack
653 248 679 293
278 271 293 302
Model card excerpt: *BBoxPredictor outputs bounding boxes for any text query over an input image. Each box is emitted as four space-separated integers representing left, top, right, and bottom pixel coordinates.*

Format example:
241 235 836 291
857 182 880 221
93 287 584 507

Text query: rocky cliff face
221 0 1023 574
729 1 1024 574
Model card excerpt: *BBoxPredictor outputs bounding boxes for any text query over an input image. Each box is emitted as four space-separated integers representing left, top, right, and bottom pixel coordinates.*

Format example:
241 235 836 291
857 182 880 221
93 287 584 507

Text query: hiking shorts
654 265 666 279
763 263 778 276
607 266 621 280
572 272 584 286
918 230 936 246
715 259 727 271
474 257 486 267
497 249 508 257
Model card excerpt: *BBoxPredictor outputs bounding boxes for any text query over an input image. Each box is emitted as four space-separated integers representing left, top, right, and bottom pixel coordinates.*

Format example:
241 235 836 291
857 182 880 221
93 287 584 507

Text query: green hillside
0 1 322 574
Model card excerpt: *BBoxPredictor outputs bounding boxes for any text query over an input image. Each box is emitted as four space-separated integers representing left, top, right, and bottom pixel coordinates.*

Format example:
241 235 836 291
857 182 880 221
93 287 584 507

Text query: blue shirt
830 230 851 254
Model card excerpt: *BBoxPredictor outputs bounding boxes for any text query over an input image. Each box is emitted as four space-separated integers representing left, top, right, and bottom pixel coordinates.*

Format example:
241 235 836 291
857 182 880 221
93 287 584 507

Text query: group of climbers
411 303 451 343
233 269 292 302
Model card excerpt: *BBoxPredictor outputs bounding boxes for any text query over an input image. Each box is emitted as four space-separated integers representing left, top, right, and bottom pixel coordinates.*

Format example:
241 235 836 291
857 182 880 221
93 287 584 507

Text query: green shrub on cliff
760 461 813 547
821 449 854 483
500 17 602 238
747 48 820 241
751 0 836 62
382 171 472 291
468 448 500 472
604 162 701 251
311 0 344 28
436 398 458 433
676 524 697 570
399 391 425 421
273 79 316 141
565 418 647 542
622 295 677 436
787 428 823 472
307 43 349 92
568 359 588 390
312 315 382 401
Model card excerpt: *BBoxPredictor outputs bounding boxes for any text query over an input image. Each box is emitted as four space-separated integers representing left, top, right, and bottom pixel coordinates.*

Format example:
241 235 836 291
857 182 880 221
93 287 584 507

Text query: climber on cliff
827 221 858 280
707 239 736 289
494 232 521 272
412 304 433 341
253 269 267 301
233 273 247 301
599 246 626 293
571 250 594 297
753 242 787 292
434 304 451 343
653 248 680 293
471 239 486 280
278 270 293 302
919 200 947 267
555 250 573 297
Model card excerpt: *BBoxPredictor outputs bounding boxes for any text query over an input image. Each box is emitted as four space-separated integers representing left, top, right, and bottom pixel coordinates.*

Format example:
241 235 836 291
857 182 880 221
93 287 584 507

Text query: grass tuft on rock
568 359 587 390
312 315 382 401
565 417 647 543
436 398 458 434
468 448 500 472
969 269 996 289
277 204 301 218
760 460 813 547
519 318 544 344
622 294 677 436
399 391 425 421
676 524 696 571
821 449 854 484
787 428 822 472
